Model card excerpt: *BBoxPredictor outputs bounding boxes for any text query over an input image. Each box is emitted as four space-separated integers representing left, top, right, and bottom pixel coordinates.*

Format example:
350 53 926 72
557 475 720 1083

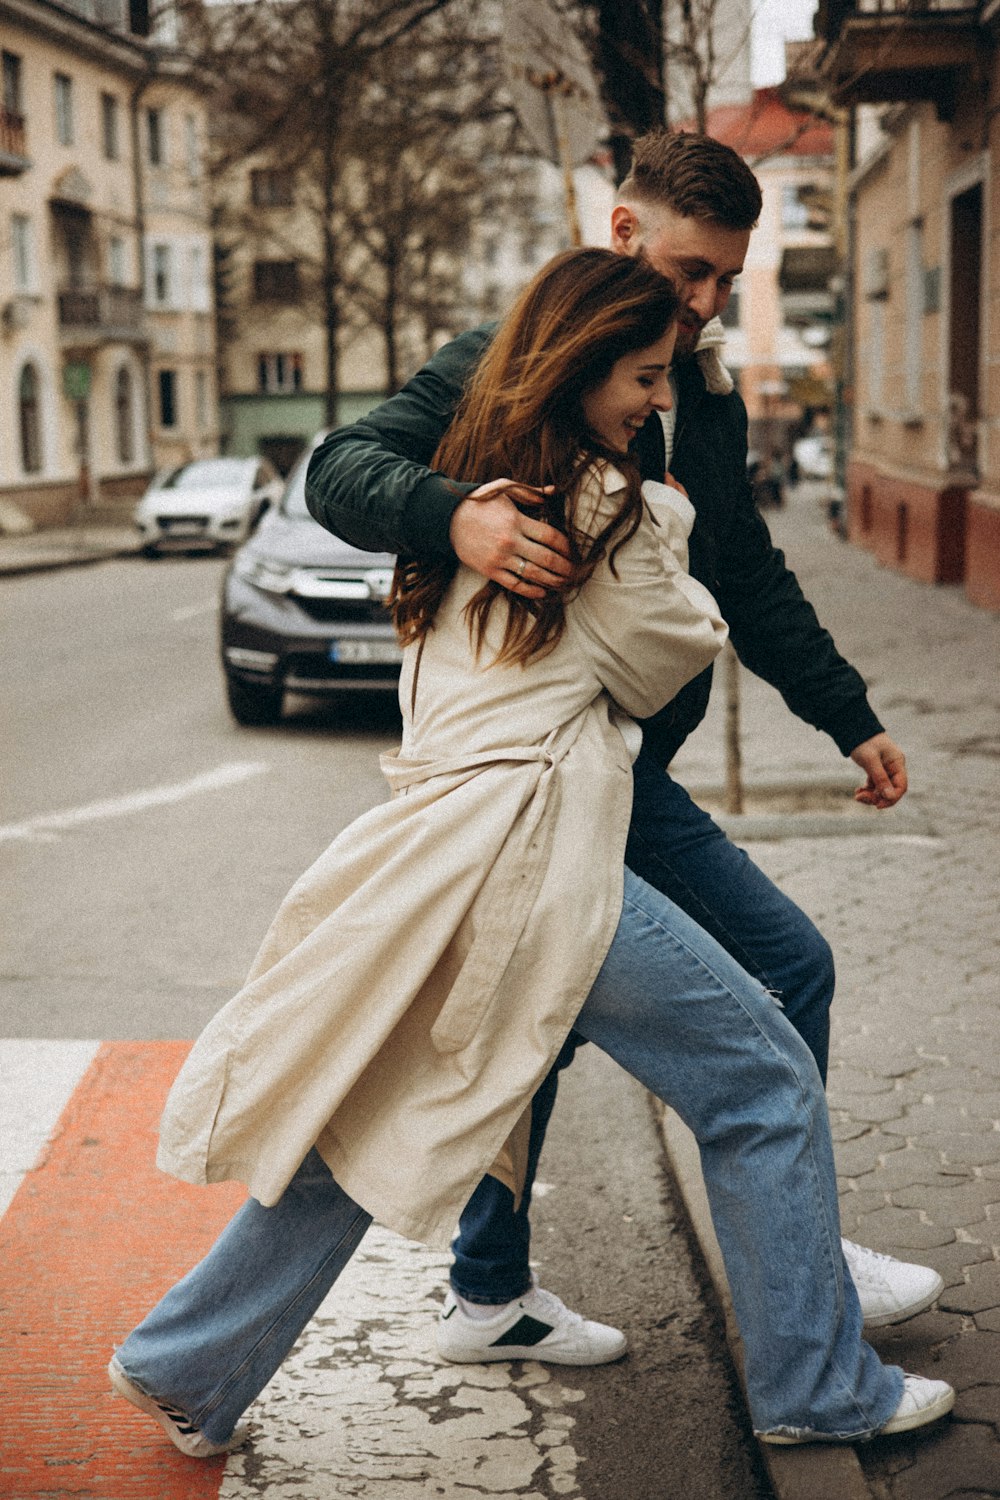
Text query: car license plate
329 639 402 665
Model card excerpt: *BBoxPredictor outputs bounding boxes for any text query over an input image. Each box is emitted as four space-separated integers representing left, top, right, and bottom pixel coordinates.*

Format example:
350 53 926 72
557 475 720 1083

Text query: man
305 130 942 1367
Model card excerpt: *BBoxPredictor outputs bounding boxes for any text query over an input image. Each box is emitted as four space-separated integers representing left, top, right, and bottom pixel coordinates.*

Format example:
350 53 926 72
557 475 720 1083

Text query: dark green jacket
306 326 882 766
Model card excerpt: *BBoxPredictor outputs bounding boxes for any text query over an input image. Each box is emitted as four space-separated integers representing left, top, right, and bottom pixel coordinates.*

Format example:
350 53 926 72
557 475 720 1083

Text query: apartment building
697 87 836 460
816 0 1000 610
0 0 215 525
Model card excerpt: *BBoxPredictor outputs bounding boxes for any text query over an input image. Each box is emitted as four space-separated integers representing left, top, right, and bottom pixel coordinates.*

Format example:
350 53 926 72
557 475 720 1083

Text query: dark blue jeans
450 747 837 1303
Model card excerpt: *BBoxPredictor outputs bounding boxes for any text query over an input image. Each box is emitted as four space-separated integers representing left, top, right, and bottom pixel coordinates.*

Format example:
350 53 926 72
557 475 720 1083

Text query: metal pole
723 643 744 815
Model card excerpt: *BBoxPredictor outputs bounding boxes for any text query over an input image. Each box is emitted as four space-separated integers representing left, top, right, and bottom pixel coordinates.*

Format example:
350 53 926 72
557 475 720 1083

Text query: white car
134 457 284 556
792 435 834 482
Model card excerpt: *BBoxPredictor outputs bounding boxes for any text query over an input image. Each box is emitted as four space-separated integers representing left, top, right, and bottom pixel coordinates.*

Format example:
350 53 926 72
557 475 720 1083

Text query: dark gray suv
220 444 401 726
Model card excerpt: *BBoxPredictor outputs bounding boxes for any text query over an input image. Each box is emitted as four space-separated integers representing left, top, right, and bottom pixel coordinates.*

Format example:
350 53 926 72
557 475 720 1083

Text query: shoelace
529 1288 582 1329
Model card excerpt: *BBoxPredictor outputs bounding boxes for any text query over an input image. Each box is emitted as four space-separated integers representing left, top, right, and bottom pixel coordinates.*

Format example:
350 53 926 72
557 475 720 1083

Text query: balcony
817 2 983 121
58 285 146 346
0 107 30 174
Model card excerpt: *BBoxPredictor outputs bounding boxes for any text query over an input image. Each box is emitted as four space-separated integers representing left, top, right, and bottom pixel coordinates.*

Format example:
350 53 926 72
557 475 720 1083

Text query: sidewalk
662 485 1000 1499
0 512 141 577
4 487 999 1497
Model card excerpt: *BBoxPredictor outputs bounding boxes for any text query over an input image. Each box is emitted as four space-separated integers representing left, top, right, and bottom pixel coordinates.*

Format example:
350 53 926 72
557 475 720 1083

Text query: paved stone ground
671 486 1000 1497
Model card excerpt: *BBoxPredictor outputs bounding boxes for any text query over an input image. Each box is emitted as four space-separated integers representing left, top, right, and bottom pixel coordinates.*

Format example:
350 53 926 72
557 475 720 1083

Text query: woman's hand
663 471 689 498
449 480 574 598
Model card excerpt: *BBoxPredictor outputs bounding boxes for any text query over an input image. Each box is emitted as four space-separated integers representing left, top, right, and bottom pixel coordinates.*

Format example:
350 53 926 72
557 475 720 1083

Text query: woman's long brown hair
391 247 679 666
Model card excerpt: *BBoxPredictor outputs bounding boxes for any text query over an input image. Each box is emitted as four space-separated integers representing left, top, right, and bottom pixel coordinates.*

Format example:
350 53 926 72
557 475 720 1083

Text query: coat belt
381 716 587 1054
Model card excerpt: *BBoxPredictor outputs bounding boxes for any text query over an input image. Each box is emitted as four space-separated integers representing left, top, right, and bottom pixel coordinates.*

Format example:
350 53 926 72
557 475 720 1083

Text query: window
54 73 74 146
11 214 34 292
151 242 173 306
109 235 127 286
147 107 164 166
115 366 135 463
720 284 741 330
19 362 42 473
905 219 923 413
2 50 23 115
257 352 303 394
158 368 177 428
188 242 210 311
252 260 300 302
102 92 120 159
185 114 200 179
781 182 830 234
249 169 294 207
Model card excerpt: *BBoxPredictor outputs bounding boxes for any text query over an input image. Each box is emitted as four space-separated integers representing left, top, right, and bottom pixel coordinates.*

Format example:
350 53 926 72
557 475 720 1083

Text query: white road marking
172 600 217 622
0 762 269 843
0 1039 100 1217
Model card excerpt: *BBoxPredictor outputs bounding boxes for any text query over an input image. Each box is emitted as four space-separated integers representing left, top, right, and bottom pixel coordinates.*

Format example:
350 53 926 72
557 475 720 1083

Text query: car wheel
225 673 283 726
141 543 161 559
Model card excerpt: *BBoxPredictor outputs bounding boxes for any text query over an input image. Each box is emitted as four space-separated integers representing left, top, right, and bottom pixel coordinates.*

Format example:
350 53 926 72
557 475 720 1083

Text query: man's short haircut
618 129 762 230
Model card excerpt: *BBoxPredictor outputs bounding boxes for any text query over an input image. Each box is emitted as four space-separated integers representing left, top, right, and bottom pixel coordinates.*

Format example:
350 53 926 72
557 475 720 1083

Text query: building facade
700 88 836 462
816 0 1000 610
0 0 215 526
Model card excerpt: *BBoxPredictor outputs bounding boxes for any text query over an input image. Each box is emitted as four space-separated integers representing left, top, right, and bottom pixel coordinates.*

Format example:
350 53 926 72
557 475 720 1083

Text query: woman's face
581 327 677 454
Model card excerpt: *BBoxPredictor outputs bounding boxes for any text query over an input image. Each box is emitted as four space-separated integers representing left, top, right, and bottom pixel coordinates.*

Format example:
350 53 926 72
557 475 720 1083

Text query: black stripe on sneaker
158 1400 199 1434
489 1314 554 1348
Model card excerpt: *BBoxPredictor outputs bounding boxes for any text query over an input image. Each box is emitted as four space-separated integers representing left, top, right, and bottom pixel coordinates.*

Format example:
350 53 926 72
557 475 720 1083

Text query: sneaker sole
437 1337 628 1367
108 1357 249 1458
759 1387 955 1445
880 1385 955 1436
861 1274 945 1329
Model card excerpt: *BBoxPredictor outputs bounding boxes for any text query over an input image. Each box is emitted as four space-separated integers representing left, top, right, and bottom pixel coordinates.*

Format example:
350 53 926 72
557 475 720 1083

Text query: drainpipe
129 62 154 476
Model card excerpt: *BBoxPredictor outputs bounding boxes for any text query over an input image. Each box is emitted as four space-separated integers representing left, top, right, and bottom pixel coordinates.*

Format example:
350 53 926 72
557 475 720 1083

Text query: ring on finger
515 556 527 577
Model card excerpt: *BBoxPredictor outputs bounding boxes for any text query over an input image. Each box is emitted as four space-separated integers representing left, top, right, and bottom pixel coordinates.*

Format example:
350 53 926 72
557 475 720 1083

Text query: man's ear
610 205 639 253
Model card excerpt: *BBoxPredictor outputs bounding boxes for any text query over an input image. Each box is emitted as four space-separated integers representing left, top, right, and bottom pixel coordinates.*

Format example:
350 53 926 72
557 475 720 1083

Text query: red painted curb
0 1041 245 1498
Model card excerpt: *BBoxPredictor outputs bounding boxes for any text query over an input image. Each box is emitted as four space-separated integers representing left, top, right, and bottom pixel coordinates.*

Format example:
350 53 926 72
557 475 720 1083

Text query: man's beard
673 319 704 358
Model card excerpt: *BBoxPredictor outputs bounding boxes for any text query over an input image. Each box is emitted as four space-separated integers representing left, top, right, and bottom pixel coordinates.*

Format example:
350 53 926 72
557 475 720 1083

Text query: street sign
63 362 92 401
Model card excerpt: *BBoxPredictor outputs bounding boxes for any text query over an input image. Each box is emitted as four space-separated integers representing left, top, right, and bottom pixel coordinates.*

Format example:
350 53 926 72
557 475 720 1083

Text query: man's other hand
850 732 908 809
449 480 574 599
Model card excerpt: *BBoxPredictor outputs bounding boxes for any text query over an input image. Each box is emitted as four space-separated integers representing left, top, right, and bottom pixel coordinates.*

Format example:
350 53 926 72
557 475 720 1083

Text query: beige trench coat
157 466 728 1246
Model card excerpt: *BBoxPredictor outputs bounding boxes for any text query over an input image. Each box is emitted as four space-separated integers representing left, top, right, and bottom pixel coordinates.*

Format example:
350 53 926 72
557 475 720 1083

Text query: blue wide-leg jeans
451 748 836 1302
114 868 901 1443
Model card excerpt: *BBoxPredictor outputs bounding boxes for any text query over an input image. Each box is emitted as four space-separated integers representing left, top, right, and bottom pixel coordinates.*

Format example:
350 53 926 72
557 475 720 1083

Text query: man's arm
305 327 489 558
712 399 907 805
305 327 572 598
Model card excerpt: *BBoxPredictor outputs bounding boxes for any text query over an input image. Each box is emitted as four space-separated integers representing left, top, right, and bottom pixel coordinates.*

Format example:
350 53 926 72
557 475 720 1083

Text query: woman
109 249 950 1454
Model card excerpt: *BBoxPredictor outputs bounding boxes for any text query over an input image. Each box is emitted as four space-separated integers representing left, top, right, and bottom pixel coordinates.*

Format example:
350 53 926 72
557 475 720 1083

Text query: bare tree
188 0 466 422
342 15 518 390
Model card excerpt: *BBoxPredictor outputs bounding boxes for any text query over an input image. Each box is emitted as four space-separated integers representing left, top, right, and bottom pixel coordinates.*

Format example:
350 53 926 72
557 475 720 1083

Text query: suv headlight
233 553 295 594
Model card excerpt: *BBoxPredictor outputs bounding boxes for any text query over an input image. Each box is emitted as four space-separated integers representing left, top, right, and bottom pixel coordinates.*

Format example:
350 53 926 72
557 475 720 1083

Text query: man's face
611 205 751 358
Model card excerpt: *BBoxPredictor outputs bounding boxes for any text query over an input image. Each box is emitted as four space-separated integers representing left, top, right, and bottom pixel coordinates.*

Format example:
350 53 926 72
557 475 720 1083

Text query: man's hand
850 732 908 809
449 479 573 600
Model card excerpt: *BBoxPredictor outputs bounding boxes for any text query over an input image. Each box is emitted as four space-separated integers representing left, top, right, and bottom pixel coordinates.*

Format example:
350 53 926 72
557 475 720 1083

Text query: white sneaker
109 1356 249 1458
436 1285 628 1366
879 1373 955 1436
842 1239 944 1328
760 1372 955 1445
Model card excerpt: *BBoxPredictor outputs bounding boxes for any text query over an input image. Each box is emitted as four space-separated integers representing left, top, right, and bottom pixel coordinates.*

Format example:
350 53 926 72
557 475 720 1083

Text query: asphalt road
2 553 772 1498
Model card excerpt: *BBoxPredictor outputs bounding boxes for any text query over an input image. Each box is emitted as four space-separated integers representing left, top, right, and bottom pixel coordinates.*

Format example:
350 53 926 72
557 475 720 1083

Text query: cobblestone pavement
671 487 1000 1497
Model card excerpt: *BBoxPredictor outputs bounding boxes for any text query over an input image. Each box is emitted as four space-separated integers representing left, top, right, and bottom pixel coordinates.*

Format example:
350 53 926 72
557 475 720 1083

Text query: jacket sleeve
568 470 728 721
305 327 494 560
714 398 883 756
